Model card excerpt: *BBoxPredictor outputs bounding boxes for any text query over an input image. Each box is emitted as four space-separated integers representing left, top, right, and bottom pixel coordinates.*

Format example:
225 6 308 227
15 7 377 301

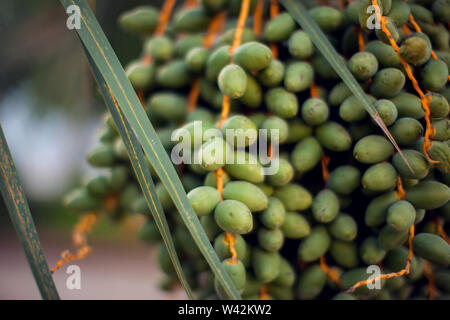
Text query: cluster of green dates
64 0 450 300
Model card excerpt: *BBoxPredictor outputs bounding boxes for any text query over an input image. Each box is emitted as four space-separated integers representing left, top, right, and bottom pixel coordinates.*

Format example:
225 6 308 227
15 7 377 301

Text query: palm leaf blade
85 47 194 299
60 0 241 299
0 125 59 300
280 0 413 172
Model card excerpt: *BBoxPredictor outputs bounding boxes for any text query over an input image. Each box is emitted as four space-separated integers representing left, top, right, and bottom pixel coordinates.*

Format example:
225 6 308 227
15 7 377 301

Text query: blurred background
0 0 187 299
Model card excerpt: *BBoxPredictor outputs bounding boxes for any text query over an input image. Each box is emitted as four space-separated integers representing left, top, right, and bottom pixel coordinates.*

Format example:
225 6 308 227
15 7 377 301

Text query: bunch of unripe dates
64 0 449 300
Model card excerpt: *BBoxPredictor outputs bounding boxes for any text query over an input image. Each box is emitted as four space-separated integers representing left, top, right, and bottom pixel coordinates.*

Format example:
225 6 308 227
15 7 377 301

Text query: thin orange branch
346 225 415 293
51 212 99 273
423 261 436 300
320 153 330 185
259 284 271 300
154 0 177 36
371 1 438 163
319 256 343 289
224 232 238 260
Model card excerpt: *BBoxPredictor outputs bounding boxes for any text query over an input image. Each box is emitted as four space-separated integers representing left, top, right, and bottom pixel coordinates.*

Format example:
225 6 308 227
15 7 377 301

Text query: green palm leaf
85 46 194 299
280 0 412 172
0 125 59 300
60 0 241 299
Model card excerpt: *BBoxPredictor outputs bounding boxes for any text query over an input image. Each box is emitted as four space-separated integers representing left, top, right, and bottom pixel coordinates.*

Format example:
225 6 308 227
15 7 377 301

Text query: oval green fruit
432 119 450 141
365 191 399 227
406 181 450 209
214 200 253 234
365 40 401 67
233 42 272 71
284 62 314 93
371 68 406 98
263 13 296 42
85 175 111 197
260 197 286 229
374 99 398 126
285 120 313 144
147 92 186 122
316 121 352 152
87 145 116 168
301 98 329 126
267 158 294 187
252 248 281 283
385 247 425 281
265 87 299 118
273 257 296 287
239 74 262 108
429 141 450 174
223 181 268 212
399 34 431 66
330 241 358 269
288 30 314 59
119 6 159 34
145 35 174 63
281 211 311 239
109 165 129 191
198 137 231 171
413 233 450 266
257 59 285 87
201 215 221 241
328 166 361 195
348 52 379 80
291 137 323 173
156 60 190 89
298 226 331 262
296 265 327 299
206 45 231 82
329 213 358 241
392 149 430 179
359 236 387 265
339 95 373 123
187 186 221 216
387 0 411 27
427 92 450 118
378 225 409 250
221 115 257 147
185 47 209 72
218 64 248 99
309 6 345 32
273 183 313 211
390 117 424 145
353 135 394 164
174 8 211 33
260 116 289 143
362 162 398 192
224 151 264 184
221 258 247 293
312 189 340 223
328 82 352 107
64 188 102 212
174 33 203 58
390 92 425 119
421 58 448 91
386 200 416 232
375 17 400 44
125 61 155 90
258 228 284 252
